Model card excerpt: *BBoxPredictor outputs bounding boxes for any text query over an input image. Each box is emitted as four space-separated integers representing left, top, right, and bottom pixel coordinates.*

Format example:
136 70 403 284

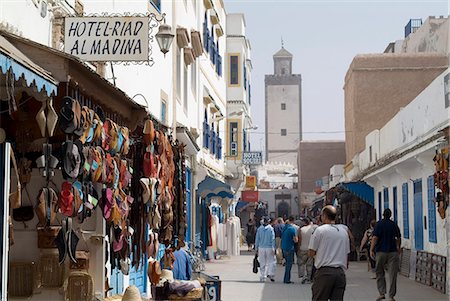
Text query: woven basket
9 262 35 297
40 252 65 287
168 287 203 300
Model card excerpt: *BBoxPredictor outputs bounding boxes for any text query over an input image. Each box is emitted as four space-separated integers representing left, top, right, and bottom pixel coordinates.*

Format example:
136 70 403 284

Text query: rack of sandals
3 90 189 301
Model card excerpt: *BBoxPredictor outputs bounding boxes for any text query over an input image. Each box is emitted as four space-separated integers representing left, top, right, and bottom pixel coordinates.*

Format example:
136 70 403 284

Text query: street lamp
155 19 174 56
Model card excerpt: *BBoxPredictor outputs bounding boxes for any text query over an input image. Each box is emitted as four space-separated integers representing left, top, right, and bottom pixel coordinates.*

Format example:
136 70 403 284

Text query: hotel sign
242 152 262 165
64 16 149 62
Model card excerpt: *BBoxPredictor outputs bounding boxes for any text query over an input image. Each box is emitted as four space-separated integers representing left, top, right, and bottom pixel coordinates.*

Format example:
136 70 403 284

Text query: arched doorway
277 201 290 219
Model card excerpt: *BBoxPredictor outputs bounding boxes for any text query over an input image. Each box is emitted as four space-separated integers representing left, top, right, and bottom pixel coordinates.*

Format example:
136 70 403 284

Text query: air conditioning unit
230 142 237 156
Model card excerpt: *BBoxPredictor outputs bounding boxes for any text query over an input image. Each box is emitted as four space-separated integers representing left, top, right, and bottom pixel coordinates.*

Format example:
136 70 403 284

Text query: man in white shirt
298 217 318 284
308 206 350 301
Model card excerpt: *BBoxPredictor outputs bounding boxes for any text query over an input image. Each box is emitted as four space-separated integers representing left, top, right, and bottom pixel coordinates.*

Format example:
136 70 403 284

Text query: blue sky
225 0 449 152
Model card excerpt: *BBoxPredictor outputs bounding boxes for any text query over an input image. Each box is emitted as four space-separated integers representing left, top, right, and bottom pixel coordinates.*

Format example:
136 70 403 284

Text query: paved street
204 252 447 301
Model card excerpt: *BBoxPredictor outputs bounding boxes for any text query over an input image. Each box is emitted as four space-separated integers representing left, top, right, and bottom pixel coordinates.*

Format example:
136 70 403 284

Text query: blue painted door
413 180 424 251
392 187 398 223
186 168 192 242
110 268 124 295
129 262 146 293
129 226 148 294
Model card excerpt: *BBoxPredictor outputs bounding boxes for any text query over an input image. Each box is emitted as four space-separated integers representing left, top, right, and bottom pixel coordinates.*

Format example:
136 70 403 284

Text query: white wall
354 68 450 174
0 0 54 46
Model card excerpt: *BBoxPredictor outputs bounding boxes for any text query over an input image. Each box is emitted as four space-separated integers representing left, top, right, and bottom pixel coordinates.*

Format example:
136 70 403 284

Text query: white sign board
242 152 262 165
64 16 149 62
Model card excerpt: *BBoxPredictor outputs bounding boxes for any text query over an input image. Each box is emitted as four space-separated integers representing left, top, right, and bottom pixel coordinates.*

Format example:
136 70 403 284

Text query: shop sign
245 176 256 189
64 16 149 61
242 152 262 165
242 190 259 202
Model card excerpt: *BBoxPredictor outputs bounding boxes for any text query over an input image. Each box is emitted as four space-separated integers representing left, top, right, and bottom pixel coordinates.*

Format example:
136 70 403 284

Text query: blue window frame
427 175 437 243
393 186 398 223
378 191 382 220
383 187 389 211
248 84 251 105
402 183 409 239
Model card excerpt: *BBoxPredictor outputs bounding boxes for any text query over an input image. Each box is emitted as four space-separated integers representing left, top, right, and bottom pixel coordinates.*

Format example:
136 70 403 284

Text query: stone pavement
204 251 447 301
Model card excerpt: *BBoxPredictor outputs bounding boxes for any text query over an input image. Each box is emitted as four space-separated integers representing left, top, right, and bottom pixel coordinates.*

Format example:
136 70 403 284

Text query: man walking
298 217 318 284
308 206 350 301
281 216 298 284
370 209 401 301
255 216 276 282
274 217 284 264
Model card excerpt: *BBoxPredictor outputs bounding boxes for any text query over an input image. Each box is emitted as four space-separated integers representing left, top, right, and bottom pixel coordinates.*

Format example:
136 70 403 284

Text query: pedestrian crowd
251 206 401 301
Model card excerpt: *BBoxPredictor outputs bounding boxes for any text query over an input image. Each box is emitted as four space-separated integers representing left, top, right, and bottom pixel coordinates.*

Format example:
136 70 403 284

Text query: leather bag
37 226 61 249
12 187 34 223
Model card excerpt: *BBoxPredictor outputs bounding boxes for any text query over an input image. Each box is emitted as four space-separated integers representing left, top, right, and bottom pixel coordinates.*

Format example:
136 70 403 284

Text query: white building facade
345 67 450 290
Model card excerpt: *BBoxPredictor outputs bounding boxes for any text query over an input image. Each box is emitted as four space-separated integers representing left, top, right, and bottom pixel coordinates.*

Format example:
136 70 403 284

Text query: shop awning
235 200 251 213
0 35 57 97
339 181 374 207
197 176 234 199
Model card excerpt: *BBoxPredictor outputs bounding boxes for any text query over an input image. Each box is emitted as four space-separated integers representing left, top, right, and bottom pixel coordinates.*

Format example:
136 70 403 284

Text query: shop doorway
277 201 290 219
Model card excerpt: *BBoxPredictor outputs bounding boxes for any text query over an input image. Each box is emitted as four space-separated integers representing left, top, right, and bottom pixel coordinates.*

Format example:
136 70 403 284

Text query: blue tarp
197 176 234 199
340 181 374 207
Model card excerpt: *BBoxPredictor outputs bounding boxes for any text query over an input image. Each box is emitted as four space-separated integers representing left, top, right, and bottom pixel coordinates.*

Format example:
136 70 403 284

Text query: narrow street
205 252 447 301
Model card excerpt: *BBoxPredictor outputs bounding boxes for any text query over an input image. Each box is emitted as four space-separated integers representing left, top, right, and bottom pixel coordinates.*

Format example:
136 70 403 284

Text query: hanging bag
12 186 34 224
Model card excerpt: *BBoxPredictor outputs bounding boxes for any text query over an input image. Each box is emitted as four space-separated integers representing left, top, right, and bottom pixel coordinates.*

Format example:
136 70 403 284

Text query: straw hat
122 285 142 301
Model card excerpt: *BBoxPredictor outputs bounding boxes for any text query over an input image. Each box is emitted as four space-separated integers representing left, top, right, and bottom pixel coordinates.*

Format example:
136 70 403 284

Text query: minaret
264 44 302 166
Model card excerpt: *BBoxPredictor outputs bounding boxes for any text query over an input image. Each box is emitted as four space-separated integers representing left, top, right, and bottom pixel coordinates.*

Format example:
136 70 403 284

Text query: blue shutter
216 54 222 76
244 65 247 90
217 138 222 160
378 192 382 221
393 186 398 223
203 122 210 149
248 84 251 104
211 131 216 155
427 175 437 243
402 183 409 239
383 187 389 210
